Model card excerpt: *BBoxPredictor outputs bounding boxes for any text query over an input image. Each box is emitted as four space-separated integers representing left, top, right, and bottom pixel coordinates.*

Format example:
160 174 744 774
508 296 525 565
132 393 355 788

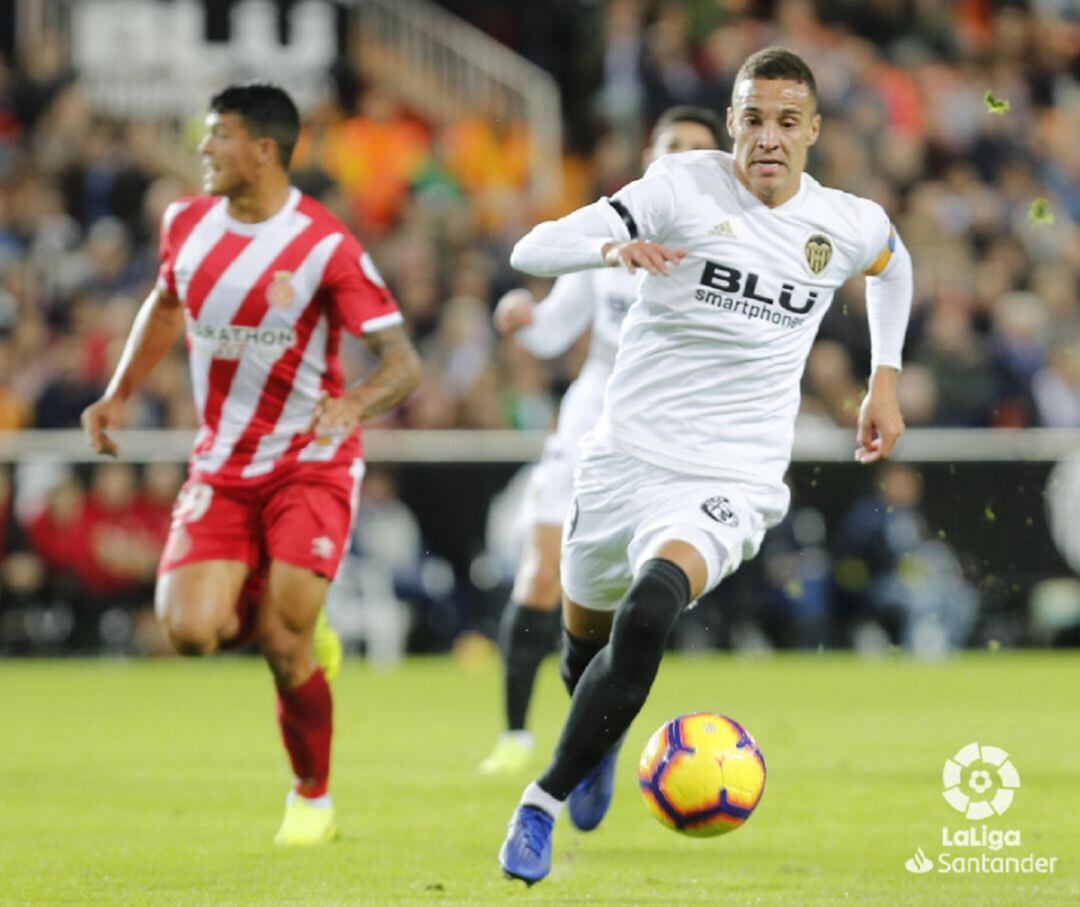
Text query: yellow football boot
313 608 342 683
479 732 534 776
274 794 338 846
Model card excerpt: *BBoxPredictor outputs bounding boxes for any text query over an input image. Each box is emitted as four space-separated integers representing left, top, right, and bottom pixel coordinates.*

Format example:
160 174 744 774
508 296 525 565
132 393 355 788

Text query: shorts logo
804 233 833 275
311 536 335 560
701 495 739 527
267 271 296 308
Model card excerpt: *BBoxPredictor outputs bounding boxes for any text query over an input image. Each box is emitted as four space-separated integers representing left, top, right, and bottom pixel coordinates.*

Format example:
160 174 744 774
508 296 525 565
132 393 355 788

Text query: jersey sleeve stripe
361 311 404 333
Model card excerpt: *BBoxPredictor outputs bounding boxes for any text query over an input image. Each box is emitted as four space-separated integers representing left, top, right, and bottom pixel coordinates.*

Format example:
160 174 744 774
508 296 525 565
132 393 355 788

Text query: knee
260 626 311 686
160 611 221 656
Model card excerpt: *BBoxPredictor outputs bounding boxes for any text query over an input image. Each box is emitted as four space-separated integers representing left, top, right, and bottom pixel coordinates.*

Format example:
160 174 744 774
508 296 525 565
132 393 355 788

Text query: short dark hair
208 82 300 168
651 105 725 149
732 47 817 104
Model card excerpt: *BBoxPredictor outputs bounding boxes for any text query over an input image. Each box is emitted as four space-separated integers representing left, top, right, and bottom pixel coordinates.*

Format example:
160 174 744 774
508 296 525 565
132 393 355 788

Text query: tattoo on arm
348 324 422 421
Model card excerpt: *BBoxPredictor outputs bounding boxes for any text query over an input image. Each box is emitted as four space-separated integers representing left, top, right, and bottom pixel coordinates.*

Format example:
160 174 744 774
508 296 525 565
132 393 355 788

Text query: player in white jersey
499 48 912 884
480 109 726 776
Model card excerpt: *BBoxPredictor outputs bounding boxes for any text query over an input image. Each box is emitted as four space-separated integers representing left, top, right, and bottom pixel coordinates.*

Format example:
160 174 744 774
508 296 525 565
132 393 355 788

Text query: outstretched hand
602 240 688 276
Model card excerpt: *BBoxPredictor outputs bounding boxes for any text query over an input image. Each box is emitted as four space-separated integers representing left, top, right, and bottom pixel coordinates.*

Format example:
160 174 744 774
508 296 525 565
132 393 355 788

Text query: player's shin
536 559 690 800
276 668 333 799
559 628 606 696
500 602 561 731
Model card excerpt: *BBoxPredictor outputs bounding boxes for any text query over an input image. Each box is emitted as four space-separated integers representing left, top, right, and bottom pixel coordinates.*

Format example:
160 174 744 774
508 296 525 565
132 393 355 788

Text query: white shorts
561 442 789 612
520 360 609 529
519 434 578 527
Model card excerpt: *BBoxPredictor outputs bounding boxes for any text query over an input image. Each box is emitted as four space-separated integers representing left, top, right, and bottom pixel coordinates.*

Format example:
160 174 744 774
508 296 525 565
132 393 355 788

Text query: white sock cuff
521 781 564 819
502 730 535 747
288 789 333 809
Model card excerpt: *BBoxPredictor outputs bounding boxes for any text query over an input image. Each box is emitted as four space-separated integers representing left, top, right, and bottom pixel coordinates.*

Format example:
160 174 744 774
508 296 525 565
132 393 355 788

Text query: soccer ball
638 712 766 837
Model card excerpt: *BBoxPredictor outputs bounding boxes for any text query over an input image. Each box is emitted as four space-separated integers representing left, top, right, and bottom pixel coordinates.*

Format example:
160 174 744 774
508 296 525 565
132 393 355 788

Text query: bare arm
311 324 422 435
81 286 185 456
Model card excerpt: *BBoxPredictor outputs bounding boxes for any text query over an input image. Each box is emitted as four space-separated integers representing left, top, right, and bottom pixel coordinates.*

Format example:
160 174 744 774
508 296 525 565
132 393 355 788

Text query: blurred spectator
325 467 454 662
320 86 430 235
835 463 979 657
0 3 1075 434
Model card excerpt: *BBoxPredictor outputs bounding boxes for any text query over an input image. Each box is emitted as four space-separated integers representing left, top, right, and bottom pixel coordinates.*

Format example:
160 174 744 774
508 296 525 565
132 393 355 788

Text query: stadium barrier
1 427 1078 463
2 430 1078 654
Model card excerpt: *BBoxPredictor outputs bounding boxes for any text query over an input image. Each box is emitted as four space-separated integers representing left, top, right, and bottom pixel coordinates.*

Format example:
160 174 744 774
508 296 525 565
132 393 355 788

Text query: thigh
263 461 364 580
520 436 577 529
512 523 563 606
155 558 250 631
158 476 262 576
559 460 638 613
629 479 772 599
563 596 614 643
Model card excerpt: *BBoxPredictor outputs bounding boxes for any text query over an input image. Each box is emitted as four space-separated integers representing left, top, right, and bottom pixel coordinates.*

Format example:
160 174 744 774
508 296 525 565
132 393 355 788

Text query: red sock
276 668 333 799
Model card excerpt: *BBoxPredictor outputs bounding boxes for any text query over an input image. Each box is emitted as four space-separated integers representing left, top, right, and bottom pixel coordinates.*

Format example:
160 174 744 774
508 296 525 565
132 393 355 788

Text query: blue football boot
568 739 623 831
498 805 554 885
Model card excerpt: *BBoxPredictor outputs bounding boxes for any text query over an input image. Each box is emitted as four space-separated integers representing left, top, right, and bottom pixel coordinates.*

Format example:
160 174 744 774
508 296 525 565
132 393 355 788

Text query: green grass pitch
2 652 1077 905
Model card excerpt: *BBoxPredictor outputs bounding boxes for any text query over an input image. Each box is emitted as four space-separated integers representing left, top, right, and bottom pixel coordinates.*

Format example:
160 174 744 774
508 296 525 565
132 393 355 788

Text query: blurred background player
80 83 421 845
479 106 725 776
498 47 912 884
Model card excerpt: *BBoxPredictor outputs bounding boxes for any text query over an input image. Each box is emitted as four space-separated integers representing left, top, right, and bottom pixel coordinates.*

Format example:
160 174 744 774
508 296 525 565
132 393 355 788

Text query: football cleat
568 739 623 831
498 805 554 885
479 733 534 776
313 608 342 683
273 793 338 846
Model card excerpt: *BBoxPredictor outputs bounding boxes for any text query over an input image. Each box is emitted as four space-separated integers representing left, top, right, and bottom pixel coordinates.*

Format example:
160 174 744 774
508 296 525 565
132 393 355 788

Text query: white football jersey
590 150 892 491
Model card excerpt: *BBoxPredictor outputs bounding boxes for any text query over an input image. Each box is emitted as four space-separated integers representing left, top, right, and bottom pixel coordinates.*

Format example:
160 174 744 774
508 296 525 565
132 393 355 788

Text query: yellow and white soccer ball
638 712 766 837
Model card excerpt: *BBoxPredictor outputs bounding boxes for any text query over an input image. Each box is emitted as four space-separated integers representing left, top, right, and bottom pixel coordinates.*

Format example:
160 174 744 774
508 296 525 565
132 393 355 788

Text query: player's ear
256 137 278 166
807 112 822 147
725 106 735 139
642 145 656 169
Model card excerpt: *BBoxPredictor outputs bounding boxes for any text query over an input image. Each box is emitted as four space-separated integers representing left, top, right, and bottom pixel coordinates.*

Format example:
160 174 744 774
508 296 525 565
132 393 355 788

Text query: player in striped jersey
81 84 421 845
479 108 725 776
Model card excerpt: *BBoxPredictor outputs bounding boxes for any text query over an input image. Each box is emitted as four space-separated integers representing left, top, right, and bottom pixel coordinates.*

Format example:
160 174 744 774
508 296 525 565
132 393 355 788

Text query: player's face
198 112 263 197
645 120 719 166
726 78 820 207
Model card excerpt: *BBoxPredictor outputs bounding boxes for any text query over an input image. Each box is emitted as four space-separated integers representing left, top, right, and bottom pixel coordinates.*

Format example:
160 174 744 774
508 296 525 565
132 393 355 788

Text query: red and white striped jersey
157 188 402 482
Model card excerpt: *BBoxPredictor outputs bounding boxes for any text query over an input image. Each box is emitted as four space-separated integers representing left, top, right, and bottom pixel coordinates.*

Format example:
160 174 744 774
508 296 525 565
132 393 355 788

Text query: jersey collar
217 187 301 235
728 166 809 215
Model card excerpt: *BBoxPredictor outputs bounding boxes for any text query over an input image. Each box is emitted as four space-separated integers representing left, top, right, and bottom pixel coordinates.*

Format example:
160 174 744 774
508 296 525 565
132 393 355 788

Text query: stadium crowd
0 0 1077 653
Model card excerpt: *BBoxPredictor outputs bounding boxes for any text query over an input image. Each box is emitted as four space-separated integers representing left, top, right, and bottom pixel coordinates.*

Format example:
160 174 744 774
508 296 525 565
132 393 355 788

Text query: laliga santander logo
942 742 1020 820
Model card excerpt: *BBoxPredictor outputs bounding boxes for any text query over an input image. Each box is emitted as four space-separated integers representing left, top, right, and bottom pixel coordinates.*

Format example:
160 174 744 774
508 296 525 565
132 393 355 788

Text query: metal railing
49 0 562 209
352 0 562 209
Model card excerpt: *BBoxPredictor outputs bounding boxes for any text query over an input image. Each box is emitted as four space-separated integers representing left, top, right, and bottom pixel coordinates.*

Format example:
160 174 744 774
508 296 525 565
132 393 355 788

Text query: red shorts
158 459 365 581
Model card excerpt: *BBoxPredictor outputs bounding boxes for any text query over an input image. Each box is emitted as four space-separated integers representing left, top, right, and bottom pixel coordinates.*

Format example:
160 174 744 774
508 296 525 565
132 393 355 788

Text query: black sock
560 628 606 697
538 559 690 799
499 602 561 732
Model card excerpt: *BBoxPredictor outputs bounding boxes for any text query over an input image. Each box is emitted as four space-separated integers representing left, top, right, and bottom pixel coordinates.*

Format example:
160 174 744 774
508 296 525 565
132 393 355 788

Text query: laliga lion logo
942 742 1020 819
